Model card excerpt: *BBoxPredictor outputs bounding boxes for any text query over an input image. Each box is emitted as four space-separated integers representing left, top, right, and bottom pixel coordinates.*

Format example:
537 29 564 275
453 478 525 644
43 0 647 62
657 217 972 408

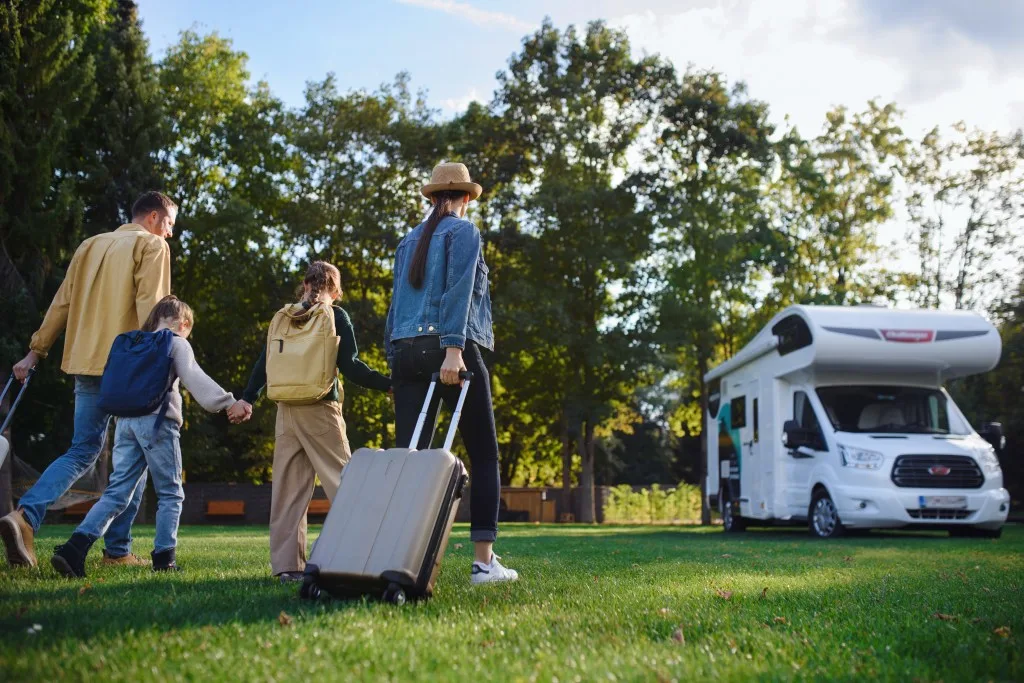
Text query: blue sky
139 0 1024 136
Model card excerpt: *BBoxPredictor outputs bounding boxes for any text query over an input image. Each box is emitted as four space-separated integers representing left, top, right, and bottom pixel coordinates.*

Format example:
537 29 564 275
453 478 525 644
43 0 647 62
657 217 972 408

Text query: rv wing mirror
979 422 1006 453
782 420 803 449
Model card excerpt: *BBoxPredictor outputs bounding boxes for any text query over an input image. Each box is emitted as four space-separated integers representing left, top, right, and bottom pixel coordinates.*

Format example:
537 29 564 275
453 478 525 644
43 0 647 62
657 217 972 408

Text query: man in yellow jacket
0 192 175 568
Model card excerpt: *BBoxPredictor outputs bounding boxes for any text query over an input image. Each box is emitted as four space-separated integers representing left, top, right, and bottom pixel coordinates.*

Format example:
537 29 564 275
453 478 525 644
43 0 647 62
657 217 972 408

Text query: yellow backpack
265 302 340 405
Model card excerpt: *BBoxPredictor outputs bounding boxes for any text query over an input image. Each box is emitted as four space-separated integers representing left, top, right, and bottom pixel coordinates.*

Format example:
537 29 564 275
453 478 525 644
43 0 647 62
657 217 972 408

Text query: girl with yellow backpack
235 261 390 581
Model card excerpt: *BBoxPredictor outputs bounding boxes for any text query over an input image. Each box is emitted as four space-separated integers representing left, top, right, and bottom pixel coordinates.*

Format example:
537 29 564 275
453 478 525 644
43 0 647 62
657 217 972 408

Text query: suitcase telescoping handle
0 368 34 434
409 371 474 452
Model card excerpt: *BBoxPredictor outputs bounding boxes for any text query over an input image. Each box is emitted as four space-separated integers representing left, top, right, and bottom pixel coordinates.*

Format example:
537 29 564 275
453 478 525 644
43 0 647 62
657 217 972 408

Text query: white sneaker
471 554 519 585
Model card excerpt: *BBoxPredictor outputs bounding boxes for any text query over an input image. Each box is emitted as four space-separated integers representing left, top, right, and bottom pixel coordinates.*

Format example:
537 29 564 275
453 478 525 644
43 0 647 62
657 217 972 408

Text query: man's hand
227 400 253 424
13 351 39 383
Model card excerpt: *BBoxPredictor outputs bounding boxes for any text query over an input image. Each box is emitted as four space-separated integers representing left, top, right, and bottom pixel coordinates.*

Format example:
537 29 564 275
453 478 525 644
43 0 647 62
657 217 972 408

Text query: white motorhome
704 305 1010 538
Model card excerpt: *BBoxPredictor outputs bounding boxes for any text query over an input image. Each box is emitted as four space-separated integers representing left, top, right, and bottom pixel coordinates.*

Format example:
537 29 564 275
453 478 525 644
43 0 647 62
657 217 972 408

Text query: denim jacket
385 215 494 365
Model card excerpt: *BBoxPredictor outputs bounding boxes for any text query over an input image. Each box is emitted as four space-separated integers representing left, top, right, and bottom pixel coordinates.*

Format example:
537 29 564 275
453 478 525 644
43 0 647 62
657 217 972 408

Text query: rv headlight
975 446 1001 474
838 445 884 470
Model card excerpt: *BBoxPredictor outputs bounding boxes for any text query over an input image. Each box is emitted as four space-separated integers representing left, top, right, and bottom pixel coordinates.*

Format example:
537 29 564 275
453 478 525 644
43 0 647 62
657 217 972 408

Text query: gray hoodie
152 336 236 426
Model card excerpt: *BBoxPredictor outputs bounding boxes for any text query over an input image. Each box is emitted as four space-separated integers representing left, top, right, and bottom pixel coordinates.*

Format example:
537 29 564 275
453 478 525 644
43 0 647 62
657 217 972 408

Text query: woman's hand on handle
440 347 467 386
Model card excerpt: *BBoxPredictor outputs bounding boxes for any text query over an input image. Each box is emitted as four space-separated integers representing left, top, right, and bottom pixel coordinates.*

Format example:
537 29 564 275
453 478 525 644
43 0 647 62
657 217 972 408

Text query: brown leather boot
0 509 37 567
102 550 150 567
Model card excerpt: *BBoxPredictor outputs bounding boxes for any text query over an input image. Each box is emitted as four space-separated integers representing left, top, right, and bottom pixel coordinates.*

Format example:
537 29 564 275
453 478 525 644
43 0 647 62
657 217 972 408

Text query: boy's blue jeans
18 376 144 557
76 416 183 554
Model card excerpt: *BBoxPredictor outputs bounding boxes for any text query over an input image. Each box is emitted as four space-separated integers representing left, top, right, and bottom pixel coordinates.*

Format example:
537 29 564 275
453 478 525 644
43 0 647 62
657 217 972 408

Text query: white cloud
396 0 533 32
440 87 484 114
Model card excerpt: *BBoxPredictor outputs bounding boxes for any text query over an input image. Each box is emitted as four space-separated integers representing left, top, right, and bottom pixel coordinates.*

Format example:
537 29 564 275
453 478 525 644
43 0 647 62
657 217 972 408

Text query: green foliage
603 482 702 523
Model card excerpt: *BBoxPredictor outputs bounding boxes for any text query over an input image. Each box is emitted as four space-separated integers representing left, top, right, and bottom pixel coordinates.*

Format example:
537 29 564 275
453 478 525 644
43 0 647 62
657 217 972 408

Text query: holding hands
228 400 253 424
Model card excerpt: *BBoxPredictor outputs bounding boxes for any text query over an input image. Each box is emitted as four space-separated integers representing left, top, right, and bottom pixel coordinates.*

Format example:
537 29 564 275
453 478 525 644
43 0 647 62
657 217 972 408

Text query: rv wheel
809 489 844 539
721 494 747 533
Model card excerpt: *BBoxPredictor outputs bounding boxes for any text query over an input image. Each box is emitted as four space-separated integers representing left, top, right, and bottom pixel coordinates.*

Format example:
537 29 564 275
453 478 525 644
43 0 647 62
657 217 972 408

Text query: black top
243 306 391 404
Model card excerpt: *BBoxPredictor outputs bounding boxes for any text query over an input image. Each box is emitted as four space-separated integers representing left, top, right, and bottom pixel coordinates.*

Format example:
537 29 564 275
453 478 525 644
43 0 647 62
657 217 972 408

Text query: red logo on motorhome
881 329 934 343
928 466 951 476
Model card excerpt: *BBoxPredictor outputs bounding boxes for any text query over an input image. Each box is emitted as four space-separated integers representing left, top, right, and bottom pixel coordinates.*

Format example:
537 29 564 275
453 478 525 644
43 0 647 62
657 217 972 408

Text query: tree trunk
698 353 712 526
578 419 596 523
561 412 572 493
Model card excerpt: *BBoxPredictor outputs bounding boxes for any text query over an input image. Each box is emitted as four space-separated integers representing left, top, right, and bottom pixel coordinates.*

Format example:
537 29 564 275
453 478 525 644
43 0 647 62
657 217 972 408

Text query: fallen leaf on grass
843 556 852 563
278 611 293 627
658 608 671 615
671 628 685 644
993 626 1011 638
972 618 984 624
773 617 787 624
721 553 732 558
78 584 92 596
593 575 600 583
761 587 769 600
454 543 463 550
982 587 991 593
481 640 495 648
932 612 957 622
715 590 733 600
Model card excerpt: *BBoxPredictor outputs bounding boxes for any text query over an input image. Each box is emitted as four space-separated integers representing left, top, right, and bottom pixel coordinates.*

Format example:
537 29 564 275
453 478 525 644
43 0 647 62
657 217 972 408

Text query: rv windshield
815 386 969 435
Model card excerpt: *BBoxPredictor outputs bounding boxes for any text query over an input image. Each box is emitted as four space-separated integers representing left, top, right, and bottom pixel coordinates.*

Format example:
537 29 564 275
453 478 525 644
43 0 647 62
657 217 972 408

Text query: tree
71 0 166 236
773 102 908 307
494 21 667 521
156 31 293 481
647 69 782 524
905 124 1024 311
0 0 112 511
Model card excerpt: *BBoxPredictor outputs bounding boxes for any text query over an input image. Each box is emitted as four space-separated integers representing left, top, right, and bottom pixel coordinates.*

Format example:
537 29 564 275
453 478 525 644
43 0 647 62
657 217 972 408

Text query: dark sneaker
278 571 305 584
51 533 94 578
151 548 181 572
0 509 37 567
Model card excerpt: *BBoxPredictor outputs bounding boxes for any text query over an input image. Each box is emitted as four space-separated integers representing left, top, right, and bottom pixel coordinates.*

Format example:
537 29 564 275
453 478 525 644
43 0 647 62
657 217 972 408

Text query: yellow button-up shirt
29 224 171 376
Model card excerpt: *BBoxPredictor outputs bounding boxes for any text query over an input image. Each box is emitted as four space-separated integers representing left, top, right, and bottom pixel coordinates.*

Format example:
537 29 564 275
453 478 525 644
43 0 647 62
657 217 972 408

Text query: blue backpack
99 329 176 430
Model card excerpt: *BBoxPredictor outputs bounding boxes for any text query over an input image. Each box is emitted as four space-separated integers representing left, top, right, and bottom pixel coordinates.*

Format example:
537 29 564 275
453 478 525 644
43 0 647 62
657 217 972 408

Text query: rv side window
793 391 826 450
730 396 746 429
753 398 759 443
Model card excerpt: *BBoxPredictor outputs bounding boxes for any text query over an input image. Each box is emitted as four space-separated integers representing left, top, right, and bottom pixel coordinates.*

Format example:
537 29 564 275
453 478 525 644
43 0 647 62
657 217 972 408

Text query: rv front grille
906 509 974 521
891 455 984 489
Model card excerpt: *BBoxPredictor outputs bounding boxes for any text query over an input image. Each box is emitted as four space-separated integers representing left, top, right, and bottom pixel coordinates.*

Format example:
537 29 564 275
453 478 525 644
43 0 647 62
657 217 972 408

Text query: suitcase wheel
383 583 406 606
299 577 321 601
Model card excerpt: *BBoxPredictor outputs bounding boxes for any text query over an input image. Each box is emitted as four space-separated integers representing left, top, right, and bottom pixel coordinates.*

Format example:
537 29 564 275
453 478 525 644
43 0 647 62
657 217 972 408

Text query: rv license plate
919 496 967 509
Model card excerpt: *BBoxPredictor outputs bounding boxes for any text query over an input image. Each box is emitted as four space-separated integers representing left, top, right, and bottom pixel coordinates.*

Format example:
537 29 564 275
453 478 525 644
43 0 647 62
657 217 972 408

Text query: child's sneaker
471 554 519 585
51 533 93 578
151 548 181 572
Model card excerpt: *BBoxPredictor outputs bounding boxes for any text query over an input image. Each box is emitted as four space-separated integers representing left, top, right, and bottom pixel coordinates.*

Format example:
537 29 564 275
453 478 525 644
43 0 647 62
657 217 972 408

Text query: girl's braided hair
292 261 342 327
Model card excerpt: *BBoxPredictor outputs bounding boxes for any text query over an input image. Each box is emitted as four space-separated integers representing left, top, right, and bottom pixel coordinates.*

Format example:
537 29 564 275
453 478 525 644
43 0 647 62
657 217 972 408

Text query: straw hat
420 162 483 200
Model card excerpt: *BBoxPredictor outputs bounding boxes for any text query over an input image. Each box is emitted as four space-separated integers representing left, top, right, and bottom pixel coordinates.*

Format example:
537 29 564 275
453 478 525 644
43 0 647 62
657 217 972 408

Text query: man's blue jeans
75 416 182 554
17 376 145 557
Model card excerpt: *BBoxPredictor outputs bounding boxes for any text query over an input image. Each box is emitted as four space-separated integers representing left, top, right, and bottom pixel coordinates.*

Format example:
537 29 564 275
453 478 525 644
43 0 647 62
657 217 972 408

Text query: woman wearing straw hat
385 162 518 585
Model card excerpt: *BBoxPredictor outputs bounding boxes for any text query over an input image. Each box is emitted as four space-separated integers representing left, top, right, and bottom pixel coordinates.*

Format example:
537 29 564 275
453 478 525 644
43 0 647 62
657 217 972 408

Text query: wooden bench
307 499 331 517
206 500 245 518
63 500 97 518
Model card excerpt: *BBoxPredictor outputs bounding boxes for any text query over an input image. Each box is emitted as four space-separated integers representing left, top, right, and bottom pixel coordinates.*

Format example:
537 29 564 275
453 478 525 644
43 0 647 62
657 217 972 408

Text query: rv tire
721 492 747 533
809 488 844 539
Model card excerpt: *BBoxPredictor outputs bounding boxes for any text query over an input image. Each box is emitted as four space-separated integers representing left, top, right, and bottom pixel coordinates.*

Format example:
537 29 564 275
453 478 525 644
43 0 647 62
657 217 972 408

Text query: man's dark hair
131 191 177 219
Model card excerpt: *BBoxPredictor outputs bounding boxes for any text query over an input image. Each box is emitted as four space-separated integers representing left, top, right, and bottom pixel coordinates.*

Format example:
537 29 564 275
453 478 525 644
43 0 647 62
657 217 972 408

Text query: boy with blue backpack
51 296 243 577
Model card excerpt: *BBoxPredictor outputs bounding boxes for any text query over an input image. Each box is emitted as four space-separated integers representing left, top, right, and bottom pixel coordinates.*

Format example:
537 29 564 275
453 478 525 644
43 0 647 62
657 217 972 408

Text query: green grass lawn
1 523 1022 682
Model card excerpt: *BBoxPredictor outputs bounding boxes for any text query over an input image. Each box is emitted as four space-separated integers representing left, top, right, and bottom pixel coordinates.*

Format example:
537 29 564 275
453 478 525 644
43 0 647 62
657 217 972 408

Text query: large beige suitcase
300 372 470 604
